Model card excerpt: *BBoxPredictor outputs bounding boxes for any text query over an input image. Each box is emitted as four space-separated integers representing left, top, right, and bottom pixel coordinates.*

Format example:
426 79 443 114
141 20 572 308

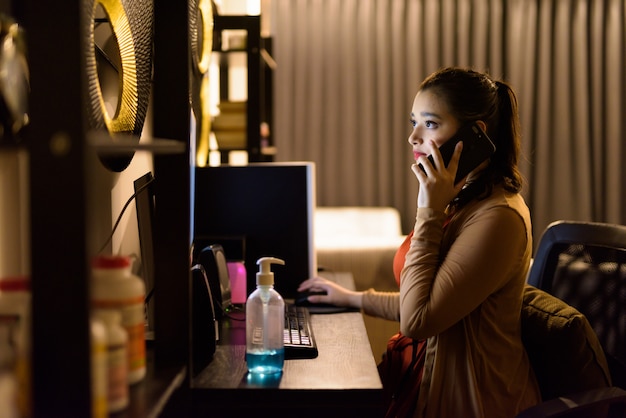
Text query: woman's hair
418 67 524 207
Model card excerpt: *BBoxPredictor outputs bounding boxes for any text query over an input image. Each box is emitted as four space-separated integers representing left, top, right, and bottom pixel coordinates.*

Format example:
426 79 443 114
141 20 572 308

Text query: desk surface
188 272 384 417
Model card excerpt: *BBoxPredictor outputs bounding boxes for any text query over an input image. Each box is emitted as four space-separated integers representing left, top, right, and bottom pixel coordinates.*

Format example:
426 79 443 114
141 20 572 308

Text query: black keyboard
284 304 318 359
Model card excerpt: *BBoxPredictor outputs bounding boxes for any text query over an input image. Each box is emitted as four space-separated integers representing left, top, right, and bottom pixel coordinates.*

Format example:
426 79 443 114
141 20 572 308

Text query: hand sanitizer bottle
246 257 285 374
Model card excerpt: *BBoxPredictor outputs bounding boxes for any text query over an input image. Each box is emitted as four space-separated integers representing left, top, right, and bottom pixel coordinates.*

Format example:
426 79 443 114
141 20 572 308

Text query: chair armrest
516 387 626 417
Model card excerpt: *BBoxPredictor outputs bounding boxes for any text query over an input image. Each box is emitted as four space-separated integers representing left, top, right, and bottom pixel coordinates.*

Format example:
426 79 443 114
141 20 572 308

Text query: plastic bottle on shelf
93 309 129 413
0 325 18 418
90 317 108 418
245 257 285 374
91 255 146 384
0 277 31 418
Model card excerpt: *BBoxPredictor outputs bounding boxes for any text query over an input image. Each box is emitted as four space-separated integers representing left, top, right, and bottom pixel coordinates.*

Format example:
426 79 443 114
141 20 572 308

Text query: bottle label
0 313 20 346
92 298 146 377
107 342 128 410
91 324 108 418
126 321 146 371
251 326 264 345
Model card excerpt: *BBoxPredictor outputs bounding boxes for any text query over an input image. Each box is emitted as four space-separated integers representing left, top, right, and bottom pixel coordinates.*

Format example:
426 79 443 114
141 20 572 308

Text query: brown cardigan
362 185 541 417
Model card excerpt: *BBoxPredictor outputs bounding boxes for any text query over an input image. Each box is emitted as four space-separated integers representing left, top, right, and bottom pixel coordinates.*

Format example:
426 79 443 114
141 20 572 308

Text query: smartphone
418 122 496 184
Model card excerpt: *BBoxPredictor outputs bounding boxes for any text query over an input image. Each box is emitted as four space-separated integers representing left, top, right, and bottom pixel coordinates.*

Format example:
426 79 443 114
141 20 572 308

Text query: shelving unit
12 3 275 416
26 3 93 415
22 1 192 416
212 14 273 163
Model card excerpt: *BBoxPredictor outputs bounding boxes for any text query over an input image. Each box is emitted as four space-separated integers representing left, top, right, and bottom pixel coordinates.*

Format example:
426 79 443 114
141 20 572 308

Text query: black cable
97 176 155 255
100 177 246 321
221 303 246 321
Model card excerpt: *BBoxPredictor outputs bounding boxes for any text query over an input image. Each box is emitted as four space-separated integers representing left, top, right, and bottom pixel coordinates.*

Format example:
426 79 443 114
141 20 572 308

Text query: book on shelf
214 130 246 150
218 101 246 113
212 101 247 149
212 113 246 131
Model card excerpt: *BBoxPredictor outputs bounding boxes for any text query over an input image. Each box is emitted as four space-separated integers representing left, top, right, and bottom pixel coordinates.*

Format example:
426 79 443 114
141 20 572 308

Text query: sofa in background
315 206 406 362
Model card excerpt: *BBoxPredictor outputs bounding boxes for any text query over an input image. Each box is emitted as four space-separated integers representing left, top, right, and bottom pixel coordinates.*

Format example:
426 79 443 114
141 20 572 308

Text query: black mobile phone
419 122 496 184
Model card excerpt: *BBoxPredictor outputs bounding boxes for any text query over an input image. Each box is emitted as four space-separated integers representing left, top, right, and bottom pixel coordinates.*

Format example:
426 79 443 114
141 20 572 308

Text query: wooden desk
186 272 384 417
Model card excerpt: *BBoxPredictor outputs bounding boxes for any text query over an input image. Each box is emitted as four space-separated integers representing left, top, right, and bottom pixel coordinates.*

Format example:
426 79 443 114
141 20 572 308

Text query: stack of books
212 101 246 150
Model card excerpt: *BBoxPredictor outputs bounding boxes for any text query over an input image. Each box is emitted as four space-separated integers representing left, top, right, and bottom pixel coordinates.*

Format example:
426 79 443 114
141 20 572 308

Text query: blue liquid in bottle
246 348 285 374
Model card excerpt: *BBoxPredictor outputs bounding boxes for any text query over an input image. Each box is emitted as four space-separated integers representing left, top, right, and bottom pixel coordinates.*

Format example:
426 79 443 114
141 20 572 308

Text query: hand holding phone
418 122 496 184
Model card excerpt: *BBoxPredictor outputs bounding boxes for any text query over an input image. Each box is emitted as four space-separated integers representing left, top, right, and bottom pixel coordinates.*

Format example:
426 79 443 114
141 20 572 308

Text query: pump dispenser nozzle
256 257 285 286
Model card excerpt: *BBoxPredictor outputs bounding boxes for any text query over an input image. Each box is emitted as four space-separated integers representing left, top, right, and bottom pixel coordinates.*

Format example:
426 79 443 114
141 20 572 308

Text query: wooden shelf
88 132 187 155
23 1 192 416
211 15 274 163
114 347 187 418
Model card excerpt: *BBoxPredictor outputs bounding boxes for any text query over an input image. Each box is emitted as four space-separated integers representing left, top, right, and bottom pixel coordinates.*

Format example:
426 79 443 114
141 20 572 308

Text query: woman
298 67 541 417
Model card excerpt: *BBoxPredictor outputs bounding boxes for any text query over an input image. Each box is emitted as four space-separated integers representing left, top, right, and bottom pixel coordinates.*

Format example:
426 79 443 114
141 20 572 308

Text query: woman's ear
475 120 487 132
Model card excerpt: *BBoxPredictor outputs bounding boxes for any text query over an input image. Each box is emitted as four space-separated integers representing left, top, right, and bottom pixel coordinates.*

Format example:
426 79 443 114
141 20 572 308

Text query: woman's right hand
297 276 363 309
411 140 465 212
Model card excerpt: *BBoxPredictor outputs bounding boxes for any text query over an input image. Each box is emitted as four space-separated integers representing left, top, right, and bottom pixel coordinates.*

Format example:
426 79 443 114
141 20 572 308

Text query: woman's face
407 89 461 162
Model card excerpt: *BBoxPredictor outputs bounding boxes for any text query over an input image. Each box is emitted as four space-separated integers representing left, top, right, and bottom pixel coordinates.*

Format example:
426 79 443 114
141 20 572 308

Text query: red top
393 213 453 286
393 231 413 287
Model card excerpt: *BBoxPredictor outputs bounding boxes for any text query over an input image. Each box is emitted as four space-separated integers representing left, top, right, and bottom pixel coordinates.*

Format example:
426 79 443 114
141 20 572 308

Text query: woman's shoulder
475 184 528 212
460 184 531 229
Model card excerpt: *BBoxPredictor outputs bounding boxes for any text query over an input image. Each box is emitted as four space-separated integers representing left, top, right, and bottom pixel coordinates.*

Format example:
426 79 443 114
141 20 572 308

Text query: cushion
521 285 612 401
315 206 405 248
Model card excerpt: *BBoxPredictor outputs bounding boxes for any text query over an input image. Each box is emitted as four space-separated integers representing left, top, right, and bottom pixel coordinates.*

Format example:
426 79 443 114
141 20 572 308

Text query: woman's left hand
411 140 466 212
297 276 363 308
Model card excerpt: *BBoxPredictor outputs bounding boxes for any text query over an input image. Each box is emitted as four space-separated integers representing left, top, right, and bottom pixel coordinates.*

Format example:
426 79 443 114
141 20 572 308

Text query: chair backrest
521 285 612 401
527 220 626 389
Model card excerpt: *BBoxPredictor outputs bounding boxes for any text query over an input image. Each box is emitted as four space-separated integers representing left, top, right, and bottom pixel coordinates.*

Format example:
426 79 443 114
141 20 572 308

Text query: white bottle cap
256 257 285 286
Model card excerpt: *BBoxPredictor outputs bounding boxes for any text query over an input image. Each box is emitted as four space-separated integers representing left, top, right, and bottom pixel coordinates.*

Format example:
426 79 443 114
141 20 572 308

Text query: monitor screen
194 162 317 298
134 172 156 336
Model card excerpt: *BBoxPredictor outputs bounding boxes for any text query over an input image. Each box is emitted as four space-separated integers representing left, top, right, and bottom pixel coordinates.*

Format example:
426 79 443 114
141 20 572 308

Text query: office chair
517 220 626 417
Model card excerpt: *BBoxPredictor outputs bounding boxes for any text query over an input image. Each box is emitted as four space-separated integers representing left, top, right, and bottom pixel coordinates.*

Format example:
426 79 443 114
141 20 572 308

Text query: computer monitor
133 172 156 336
193 162 317 298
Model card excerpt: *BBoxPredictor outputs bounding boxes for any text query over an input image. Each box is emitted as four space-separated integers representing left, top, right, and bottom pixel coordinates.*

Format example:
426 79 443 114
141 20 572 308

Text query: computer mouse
294 290 328 306
294 290 353 314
